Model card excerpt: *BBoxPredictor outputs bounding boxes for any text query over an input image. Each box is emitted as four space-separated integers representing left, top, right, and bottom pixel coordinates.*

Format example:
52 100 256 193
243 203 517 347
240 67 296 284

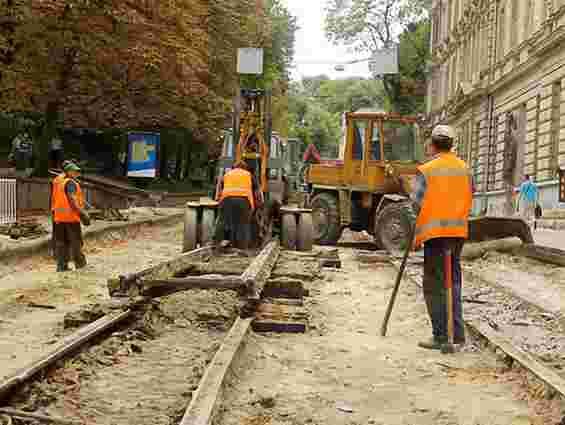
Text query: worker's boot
56 258 69 272
418 337 446 350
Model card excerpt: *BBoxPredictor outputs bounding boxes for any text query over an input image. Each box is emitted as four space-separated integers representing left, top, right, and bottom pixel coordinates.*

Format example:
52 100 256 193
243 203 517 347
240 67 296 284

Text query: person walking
518 174 539 229
10 128 34 177
215 160 258 249
404 125 473 350
50 161 91 272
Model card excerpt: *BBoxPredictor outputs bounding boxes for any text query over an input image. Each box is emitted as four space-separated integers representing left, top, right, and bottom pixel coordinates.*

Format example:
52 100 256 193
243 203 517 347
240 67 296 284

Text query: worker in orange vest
404 125 473 350
51 161 91 272
215 160 258 249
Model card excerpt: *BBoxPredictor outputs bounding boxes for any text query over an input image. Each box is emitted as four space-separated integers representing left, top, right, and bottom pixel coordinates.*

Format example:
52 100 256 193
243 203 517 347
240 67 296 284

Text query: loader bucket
468 216 534 244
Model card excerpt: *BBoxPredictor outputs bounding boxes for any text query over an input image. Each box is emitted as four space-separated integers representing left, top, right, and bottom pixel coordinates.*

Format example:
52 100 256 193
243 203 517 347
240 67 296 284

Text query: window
497 2 506 61
551 81 561 174
352 120 368 160
371 122 382 160
487 115 498 191
382 121 422 162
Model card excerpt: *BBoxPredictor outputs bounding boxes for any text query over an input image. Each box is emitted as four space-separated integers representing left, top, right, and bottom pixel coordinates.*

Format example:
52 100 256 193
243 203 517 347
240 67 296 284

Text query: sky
282 0 373 81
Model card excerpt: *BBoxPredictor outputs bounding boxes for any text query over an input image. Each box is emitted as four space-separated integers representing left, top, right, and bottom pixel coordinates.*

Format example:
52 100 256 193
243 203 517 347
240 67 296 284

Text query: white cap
431 125 455 139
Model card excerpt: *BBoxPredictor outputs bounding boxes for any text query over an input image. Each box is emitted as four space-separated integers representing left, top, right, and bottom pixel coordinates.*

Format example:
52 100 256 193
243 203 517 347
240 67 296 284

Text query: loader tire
200 208 216 246
374 202 412 255
310 192 341 245
297 213 313 252
281 213 297 250
183 207 199 252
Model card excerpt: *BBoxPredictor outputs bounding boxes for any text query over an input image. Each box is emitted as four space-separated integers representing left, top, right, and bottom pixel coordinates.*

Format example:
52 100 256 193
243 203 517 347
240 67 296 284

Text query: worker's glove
79 209 91 226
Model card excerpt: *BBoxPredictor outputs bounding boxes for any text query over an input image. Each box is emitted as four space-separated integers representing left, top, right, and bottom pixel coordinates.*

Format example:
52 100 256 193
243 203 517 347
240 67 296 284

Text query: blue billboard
127 132 159 178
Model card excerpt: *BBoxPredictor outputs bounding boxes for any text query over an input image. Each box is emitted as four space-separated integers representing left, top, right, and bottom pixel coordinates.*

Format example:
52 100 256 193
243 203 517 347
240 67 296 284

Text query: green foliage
288 76 384 157
324 0 431 114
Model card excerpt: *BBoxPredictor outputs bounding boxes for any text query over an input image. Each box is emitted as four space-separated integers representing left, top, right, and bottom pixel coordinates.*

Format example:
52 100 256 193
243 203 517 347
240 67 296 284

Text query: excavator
183 88 314 252
301 111 533 251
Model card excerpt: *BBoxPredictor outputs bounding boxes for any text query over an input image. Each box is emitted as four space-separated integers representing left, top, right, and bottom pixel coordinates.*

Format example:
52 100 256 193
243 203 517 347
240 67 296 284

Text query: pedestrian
50 161 91 272
10 128 34 177
404 125 473 350
518 174 539 229
214 160 258 250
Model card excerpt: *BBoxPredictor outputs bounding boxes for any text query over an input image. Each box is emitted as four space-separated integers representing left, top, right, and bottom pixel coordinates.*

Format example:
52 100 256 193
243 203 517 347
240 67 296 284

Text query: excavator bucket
468 216 534 244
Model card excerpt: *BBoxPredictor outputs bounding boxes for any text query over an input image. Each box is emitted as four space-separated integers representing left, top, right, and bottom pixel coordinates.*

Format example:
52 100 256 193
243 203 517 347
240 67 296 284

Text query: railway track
386 244 565 407
0 241 334 425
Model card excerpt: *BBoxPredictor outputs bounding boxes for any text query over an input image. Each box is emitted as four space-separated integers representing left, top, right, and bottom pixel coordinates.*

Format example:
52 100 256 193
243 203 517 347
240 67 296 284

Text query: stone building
427 0 565 214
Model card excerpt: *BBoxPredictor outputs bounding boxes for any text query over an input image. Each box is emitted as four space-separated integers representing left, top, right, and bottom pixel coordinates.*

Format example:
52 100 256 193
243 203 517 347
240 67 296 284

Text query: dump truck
183 89 314 252
302 111 533 251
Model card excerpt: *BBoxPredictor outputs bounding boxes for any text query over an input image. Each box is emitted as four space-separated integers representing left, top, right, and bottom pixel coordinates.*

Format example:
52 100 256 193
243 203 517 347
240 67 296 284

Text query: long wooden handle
380 223 417 337
445 250 454 344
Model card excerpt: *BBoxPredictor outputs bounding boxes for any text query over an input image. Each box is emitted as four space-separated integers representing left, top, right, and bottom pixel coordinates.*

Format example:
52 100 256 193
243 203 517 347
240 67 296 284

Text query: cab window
383 121 419 161
352 120 368 160
371 122 381 160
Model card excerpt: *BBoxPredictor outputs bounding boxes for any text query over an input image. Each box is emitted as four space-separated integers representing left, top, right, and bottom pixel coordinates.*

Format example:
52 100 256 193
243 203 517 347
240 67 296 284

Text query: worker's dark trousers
214 197 252 249
423 238 465 342
53 222 87 270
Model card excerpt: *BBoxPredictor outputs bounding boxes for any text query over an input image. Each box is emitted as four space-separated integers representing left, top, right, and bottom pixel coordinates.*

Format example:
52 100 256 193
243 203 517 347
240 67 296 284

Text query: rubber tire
296 213 314 251
200 208 216 246
374 202 411 254
310 192 342 245
281 213 297 250
183 207 199 252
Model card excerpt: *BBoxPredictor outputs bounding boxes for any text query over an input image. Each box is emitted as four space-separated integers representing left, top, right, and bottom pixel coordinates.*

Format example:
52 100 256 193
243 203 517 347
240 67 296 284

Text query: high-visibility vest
220 168 255 209
414 152 472 247
51 176 84 223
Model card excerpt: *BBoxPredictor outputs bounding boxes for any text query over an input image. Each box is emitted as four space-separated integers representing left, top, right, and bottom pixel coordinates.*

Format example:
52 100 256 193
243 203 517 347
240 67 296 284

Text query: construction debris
0 221 47 240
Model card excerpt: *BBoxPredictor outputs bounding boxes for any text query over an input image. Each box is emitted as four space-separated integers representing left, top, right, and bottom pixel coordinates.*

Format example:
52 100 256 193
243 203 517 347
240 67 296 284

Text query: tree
0 0 264 175
324 0 431 114
288 76 385 157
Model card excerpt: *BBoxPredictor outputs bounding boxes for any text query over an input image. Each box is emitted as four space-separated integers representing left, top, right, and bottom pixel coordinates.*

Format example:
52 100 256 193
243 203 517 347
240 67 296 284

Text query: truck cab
304 112 425 250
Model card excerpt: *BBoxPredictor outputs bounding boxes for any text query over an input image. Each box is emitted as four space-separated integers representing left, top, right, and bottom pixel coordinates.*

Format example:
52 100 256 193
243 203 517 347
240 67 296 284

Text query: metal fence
0 178 17 225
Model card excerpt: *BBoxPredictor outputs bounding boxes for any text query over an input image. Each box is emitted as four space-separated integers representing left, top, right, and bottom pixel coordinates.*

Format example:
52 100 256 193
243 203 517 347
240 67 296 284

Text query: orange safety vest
414 152 473 247
220 168 255 209
51 175 84 223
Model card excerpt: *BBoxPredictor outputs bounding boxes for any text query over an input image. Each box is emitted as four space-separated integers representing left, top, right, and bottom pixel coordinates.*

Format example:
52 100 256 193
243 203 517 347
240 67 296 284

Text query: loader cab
214 129 288 203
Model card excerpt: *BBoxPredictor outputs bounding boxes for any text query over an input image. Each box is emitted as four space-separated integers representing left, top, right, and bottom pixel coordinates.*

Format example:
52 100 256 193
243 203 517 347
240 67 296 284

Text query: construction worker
215 160 258 249
404 125 473 350
51 161 91 272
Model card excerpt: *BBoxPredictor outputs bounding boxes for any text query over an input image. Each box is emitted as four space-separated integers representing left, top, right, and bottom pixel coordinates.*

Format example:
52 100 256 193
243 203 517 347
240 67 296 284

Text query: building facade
428 0 565 214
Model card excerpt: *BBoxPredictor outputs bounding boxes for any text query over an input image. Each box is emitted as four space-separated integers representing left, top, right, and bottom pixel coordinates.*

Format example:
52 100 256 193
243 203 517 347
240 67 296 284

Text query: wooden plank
467 319 565 397
0 407 82 425
517 244 565 267
109 246 214 296
242 240 281 300
140 275 243 298
179 317 252 425
0 310 131 401
252 320 306 333
263 278 306 299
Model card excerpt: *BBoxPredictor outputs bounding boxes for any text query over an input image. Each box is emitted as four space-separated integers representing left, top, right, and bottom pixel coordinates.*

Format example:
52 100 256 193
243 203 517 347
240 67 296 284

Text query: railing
0 178 17 225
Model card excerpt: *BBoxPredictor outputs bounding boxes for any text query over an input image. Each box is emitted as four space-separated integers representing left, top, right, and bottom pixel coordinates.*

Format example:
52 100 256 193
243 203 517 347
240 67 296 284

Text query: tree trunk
35 103 58 177
175 142 184 180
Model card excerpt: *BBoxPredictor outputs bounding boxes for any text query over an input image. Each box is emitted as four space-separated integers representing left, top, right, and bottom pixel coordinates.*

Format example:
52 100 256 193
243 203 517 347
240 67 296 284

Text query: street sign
369 46 398 75
237 48 264 74
127 132 160 178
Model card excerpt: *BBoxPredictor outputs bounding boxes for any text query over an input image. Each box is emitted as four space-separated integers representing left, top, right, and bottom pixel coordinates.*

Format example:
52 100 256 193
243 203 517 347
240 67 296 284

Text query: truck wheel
281 213 297 250
374 202 411 254
183 207 199 252
310 192 341 245
200 208 216 246
297 213 313 251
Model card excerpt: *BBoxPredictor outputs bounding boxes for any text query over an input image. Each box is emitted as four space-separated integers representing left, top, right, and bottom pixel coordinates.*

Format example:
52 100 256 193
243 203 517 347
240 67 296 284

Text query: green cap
64 162 81 172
